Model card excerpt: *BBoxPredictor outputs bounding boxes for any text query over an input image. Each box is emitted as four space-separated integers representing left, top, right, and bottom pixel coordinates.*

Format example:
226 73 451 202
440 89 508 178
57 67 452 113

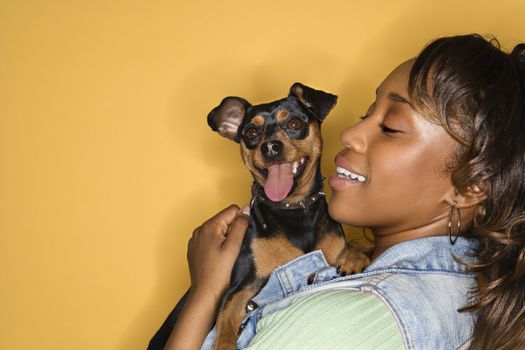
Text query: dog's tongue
264 163 294 202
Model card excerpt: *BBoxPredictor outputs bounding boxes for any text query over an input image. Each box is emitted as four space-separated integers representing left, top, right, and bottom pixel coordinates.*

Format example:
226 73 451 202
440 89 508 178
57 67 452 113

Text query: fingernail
241 205 250 216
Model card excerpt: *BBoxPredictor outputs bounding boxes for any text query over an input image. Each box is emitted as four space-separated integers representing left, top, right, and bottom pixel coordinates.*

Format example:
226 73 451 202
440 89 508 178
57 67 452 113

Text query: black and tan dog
148 83 370 350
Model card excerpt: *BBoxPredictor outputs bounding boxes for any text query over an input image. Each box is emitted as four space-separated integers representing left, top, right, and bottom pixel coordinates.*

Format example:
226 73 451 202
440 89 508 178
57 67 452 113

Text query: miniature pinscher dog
147 83 370 350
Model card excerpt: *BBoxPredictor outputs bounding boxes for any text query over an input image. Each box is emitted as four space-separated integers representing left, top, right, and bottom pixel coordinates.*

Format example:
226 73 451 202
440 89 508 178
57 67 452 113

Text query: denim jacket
201 236 479 350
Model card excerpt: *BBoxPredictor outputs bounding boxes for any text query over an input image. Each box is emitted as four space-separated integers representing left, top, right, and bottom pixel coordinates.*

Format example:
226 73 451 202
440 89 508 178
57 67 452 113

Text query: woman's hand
188 204 250 299
165 204 250 350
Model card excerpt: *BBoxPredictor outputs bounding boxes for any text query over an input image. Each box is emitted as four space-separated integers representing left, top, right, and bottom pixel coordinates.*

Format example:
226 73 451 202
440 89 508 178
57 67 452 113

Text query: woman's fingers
201 204 241 239
186 204 250 296
188 203 249 254
222 212 249 253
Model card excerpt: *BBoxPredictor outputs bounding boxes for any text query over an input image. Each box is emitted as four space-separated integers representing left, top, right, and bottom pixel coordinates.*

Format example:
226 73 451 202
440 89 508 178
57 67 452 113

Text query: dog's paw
336 247 371 276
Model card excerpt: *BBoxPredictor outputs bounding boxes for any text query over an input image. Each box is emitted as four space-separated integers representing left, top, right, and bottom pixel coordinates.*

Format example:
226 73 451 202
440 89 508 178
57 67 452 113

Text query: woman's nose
340 122 367 154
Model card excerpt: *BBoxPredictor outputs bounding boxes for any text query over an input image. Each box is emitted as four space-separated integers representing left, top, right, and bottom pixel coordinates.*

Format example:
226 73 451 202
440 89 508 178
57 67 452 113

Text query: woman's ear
445 183 487 208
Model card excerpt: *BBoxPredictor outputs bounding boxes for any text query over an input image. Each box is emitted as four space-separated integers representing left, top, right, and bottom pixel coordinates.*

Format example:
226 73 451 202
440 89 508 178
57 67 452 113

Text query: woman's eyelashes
358 97 403 134
379 122 400 134
358 115 400 134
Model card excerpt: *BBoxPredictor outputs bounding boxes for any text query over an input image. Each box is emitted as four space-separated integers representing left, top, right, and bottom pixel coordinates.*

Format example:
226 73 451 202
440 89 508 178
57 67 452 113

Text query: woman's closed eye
359 115 400 134
379 122 400 134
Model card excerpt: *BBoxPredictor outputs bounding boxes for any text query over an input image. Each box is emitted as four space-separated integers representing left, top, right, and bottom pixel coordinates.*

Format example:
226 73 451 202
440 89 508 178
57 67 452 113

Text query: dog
148 83 371 350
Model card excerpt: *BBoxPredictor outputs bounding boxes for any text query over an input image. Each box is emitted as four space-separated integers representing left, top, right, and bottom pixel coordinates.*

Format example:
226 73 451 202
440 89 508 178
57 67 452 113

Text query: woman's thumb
223 207 250 252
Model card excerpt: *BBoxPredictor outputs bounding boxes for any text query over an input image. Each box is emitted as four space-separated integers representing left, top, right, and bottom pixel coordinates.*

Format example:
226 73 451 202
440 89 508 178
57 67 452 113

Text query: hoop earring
448 202 461 245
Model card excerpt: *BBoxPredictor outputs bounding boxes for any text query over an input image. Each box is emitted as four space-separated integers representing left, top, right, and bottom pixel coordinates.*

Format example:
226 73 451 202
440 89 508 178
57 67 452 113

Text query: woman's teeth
336 166 366 182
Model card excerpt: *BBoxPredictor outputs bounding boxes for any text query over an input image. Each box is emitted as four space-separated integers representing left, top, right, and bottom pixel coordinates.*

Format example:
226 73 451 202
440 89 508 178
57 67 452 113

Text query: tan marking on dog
276 109 290 123
214 234 305 349
314 232 346 266
338 246 371 275
215 286 259 350
283 122 322 204
240 140 266 186
315 233 371 275
291 84 311 108
251 115 265 127
251 235 304 277
243 153 265 185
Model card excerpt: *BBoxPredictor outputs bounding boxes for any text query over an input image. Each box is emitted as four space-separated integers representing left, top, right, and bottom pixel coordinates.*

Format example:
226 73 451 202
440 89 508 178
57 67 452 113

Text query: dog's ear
207 96 251 142
289 82 337 122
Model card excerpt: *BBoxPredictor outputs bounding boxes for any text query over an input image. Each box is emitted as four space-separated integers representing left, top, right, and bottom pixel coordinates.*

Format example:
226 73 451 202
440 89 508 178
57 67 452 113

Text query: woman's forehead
377 59 415 97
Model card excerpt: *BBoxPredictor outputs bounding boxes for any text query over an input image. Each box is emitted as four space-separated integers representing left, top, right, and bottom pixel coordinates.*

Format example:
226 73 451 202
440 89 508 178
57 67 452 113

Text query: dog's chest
251 205 326 252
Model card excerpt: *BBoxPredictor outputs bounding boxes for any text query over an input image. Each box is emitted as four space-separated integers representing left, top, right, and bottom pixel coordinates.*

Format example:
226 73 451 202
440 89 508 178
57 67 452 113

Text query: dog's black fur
148 83 369 350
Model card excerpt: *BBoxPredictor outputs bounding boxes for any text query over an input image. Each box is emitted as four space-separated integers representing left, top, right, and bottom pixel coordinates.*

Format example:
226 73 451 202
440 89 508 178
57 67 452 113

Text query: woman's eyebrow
375 87 416 111
388 91 416 111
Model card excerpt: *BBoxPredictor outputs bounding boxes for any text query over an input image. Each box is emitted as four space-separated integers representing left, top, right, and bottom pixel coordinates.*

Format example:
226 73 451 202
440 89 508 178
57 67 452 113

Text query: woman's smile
328 152 368 189
328 59 459 243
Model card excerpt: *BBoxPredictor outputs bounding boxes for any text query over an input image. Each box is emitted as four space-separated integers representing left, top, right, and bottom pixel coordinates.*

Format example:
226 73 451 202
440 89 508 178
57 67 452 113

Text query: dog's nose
261 140 283 159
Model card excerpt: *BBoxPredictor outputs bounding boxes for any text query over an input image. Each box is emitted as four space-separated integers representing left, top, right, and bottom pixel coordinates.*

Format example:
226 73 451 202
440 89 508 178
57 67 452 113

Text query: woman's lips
335 166 366 182
328 173 364 190
330 154 368 190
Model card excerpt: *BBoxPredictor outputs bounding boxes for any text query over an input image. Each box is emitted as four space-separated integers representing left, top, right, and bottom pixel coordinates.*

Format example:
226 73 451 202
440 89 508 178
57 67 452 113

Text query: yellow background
1 1 523 349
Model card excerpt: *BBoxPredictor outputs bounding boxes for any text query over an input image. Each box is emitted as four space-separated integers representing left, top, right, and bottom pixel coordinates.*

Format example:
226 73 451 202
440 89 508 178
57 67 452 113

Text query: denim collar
205 237 479 350
365 236 479 274
251 236 478 307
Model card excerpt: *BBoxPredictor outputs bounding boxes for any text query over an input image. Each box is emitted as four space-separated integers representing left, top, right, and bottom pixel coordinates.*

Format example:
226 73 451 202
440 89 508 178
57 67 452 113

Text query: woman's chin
327 197 350 224
328 195 368 227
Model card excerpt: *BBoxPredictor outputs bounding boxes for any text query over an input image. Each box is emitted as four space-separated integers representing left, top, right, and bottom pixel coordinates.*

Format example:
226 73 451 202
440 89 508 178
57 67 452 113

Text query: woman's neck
370 218 451 261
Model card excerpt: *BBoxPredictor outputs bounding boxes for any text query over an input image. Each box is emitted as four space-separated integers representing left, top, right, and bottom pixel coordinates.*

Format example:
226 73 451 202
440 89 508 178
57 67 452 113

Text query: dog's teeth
300 158 305 164
292 161 299 175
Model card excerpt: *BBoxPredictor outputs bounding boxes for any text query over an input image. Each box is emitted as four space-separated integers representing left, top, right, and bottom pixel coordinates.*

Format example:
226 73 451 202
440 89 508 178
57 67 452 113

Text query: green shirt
246 290 404 350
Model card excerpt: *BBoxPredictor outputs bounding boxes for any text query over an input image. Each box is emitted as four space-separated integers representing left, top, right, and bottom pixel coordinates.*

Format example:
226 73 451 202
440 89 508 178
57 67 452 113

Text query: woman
163 34 525 349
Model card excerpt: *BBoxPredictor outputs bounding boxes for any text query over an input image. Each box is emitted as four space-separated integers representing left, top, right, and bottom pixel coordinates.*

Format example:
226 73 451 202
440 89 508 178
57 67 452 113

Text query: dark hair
408 34 525 349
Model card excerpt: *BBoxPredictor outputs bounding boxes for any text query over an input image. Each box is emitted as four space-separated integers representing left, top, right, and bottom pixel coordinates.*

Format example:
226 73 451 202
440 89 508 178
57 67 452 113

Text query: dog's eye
245 127 259 140
286 118 303 130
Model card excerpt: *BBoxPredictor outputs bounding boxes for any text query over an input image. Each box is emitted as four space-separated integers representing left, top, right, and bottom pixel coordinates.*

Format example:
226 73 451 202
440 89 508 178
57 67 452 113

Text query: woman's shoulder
361 270 477 350
317 236 479 349
246 289 405 350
